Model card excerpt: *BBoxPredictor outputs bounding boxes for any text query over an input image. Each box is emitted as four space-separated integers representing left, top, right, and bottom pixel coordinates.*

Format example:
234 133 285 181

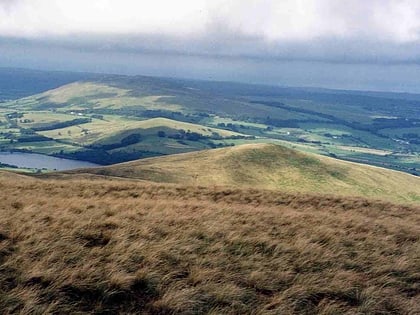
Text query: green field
0 75 418 173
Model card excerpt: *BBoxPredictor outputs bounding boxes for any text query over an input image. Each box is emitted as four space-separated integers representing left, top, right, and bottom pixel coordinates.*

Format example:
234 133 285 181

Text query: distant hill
62 143 420 203
1 69 419 173
0 67 95 100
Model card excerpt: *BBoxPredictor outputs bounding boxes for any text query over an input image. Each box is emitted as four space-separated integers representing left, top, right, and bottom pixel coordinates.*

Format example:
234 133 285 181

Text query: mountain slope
65 143 420 203
0 173 419 314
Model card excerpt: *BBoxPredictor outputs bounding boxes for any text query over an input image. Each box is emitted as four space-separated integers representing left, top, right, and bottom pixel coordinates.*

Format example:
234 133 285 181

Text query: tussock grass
0 174 419 314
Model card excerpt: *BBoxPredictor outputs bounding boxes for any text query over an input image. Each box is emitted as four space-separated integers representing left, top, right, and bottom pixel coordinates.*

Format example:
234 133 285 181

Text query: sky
1 0 420 92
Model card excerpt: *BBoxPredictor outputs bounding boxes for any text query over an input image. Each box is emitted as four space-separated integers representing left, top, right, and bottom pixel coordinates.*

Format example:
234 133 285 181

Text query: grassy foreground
0 173 419 314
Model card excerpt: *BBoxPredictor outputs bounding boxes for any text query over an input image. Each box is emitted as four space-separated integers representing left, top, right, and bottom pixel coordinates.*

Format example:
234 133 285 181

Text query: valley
0 69 419 174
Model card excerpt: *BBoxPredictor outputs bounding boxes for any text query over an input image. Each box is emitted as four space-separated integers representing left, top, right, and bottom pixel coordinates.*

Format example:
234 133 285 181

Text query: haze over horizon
1 0 420 92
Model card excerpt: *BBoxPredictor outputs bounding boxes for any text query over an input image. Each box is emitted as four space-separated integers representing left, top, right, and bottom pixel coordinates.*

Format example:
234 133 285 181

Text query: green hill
1 73 419 173
63 143 420 203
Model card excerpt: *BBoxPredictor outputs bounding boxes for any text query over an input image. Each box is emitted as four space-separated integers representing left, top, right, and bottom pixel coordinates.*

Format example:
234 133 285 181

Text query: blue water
0 152 99 170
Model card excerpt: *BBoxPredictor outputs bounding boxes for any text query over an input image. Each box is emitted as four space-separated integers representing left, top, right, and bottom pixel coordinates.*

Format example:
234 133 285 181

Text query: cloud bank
1 0 420 63
2 0 420 93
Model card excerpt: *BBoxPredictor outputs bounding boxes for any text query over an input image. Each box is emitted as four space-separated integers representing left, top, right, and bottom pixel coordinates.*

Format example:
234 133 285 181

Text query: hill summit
63 143 419 203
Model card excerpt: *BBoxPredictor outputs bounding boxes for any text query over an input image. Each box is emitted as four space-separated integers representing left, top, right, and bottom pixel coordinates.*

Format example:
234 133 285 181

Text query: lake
0 152 100 171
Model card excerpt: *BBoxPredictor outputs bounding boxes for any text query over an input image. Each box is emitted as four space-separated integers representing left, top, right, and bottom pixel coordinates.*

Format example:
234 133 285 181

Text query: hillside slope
64 143 420 203
0 173 419 314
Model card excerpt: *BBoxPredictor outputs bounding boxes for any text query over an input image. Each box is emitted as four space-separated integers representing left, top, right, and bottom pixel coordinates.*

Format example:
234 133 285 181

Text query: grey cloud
2 33 420 66
0 0 420 64
1 0 420 92
2 38 420 93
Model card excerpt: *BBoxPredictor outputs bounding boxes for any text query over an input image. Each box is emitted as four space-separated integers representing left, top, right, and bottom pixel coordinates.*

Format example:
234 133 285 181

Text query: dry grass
0 173 419 314
65 143 420 203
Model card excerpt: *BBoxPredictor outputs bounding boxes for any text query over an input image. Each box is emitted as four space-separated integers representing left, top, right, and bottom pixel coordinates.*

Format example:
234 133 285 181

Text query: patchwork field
0 70 419 174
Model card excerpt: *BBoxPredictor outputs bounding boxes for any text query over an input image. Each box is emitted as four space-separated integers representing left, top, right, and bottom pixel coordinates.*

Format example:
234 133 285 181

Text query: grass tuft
0 173 418 313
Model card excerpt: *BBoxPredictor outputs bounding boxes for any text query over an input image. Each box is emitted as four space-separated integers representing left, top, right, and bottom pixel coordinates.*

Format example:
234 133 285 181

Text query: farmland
0 69 419 173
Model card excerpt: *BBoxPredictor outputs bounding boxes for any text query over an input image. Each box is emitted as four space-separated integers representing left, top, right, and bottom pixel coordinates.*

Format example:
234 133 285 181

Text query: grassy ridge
0 173 419 314
66 143 420 203
38 116 242 146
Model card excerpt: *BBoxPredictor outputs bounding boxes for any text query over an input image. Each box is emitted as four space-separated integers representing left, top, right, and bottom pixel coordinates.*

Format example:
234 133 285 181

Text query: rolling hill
1 70 419 173
61 143 420 203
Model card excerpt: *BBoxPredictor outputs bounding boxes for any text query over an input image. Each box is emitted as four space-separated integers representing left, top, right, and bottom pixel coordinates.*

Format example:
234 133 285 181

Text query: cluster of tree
16 134 51 143
167 130 204 141
19 119 34 123
296 138 321 144
206 142 233 149
0 162 18 169
89 133 143 151
217 122 252 132
1 128 51 143
217 122 239 132
31 118 92 131
0 132 16 139
5 112 24 119
160 129 250 141
141 110 208 124
54 148 163 165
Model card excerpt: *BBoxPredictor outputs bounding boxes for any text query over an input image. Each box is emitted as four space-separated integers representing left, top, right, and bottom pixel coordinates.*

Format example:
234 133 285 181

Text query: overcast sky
1 0 420 92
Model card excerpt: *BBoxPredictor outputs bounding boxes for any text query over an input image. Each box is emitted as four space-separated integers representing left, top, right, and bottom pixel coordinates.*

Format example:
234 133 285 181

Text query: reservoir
0 152 100 171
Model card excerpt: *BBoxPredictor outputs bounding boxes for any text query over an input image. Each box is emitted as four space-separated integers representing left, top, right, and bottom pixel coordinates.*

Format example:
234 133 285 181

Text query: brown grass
0 174 419 314
62 143 420 203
